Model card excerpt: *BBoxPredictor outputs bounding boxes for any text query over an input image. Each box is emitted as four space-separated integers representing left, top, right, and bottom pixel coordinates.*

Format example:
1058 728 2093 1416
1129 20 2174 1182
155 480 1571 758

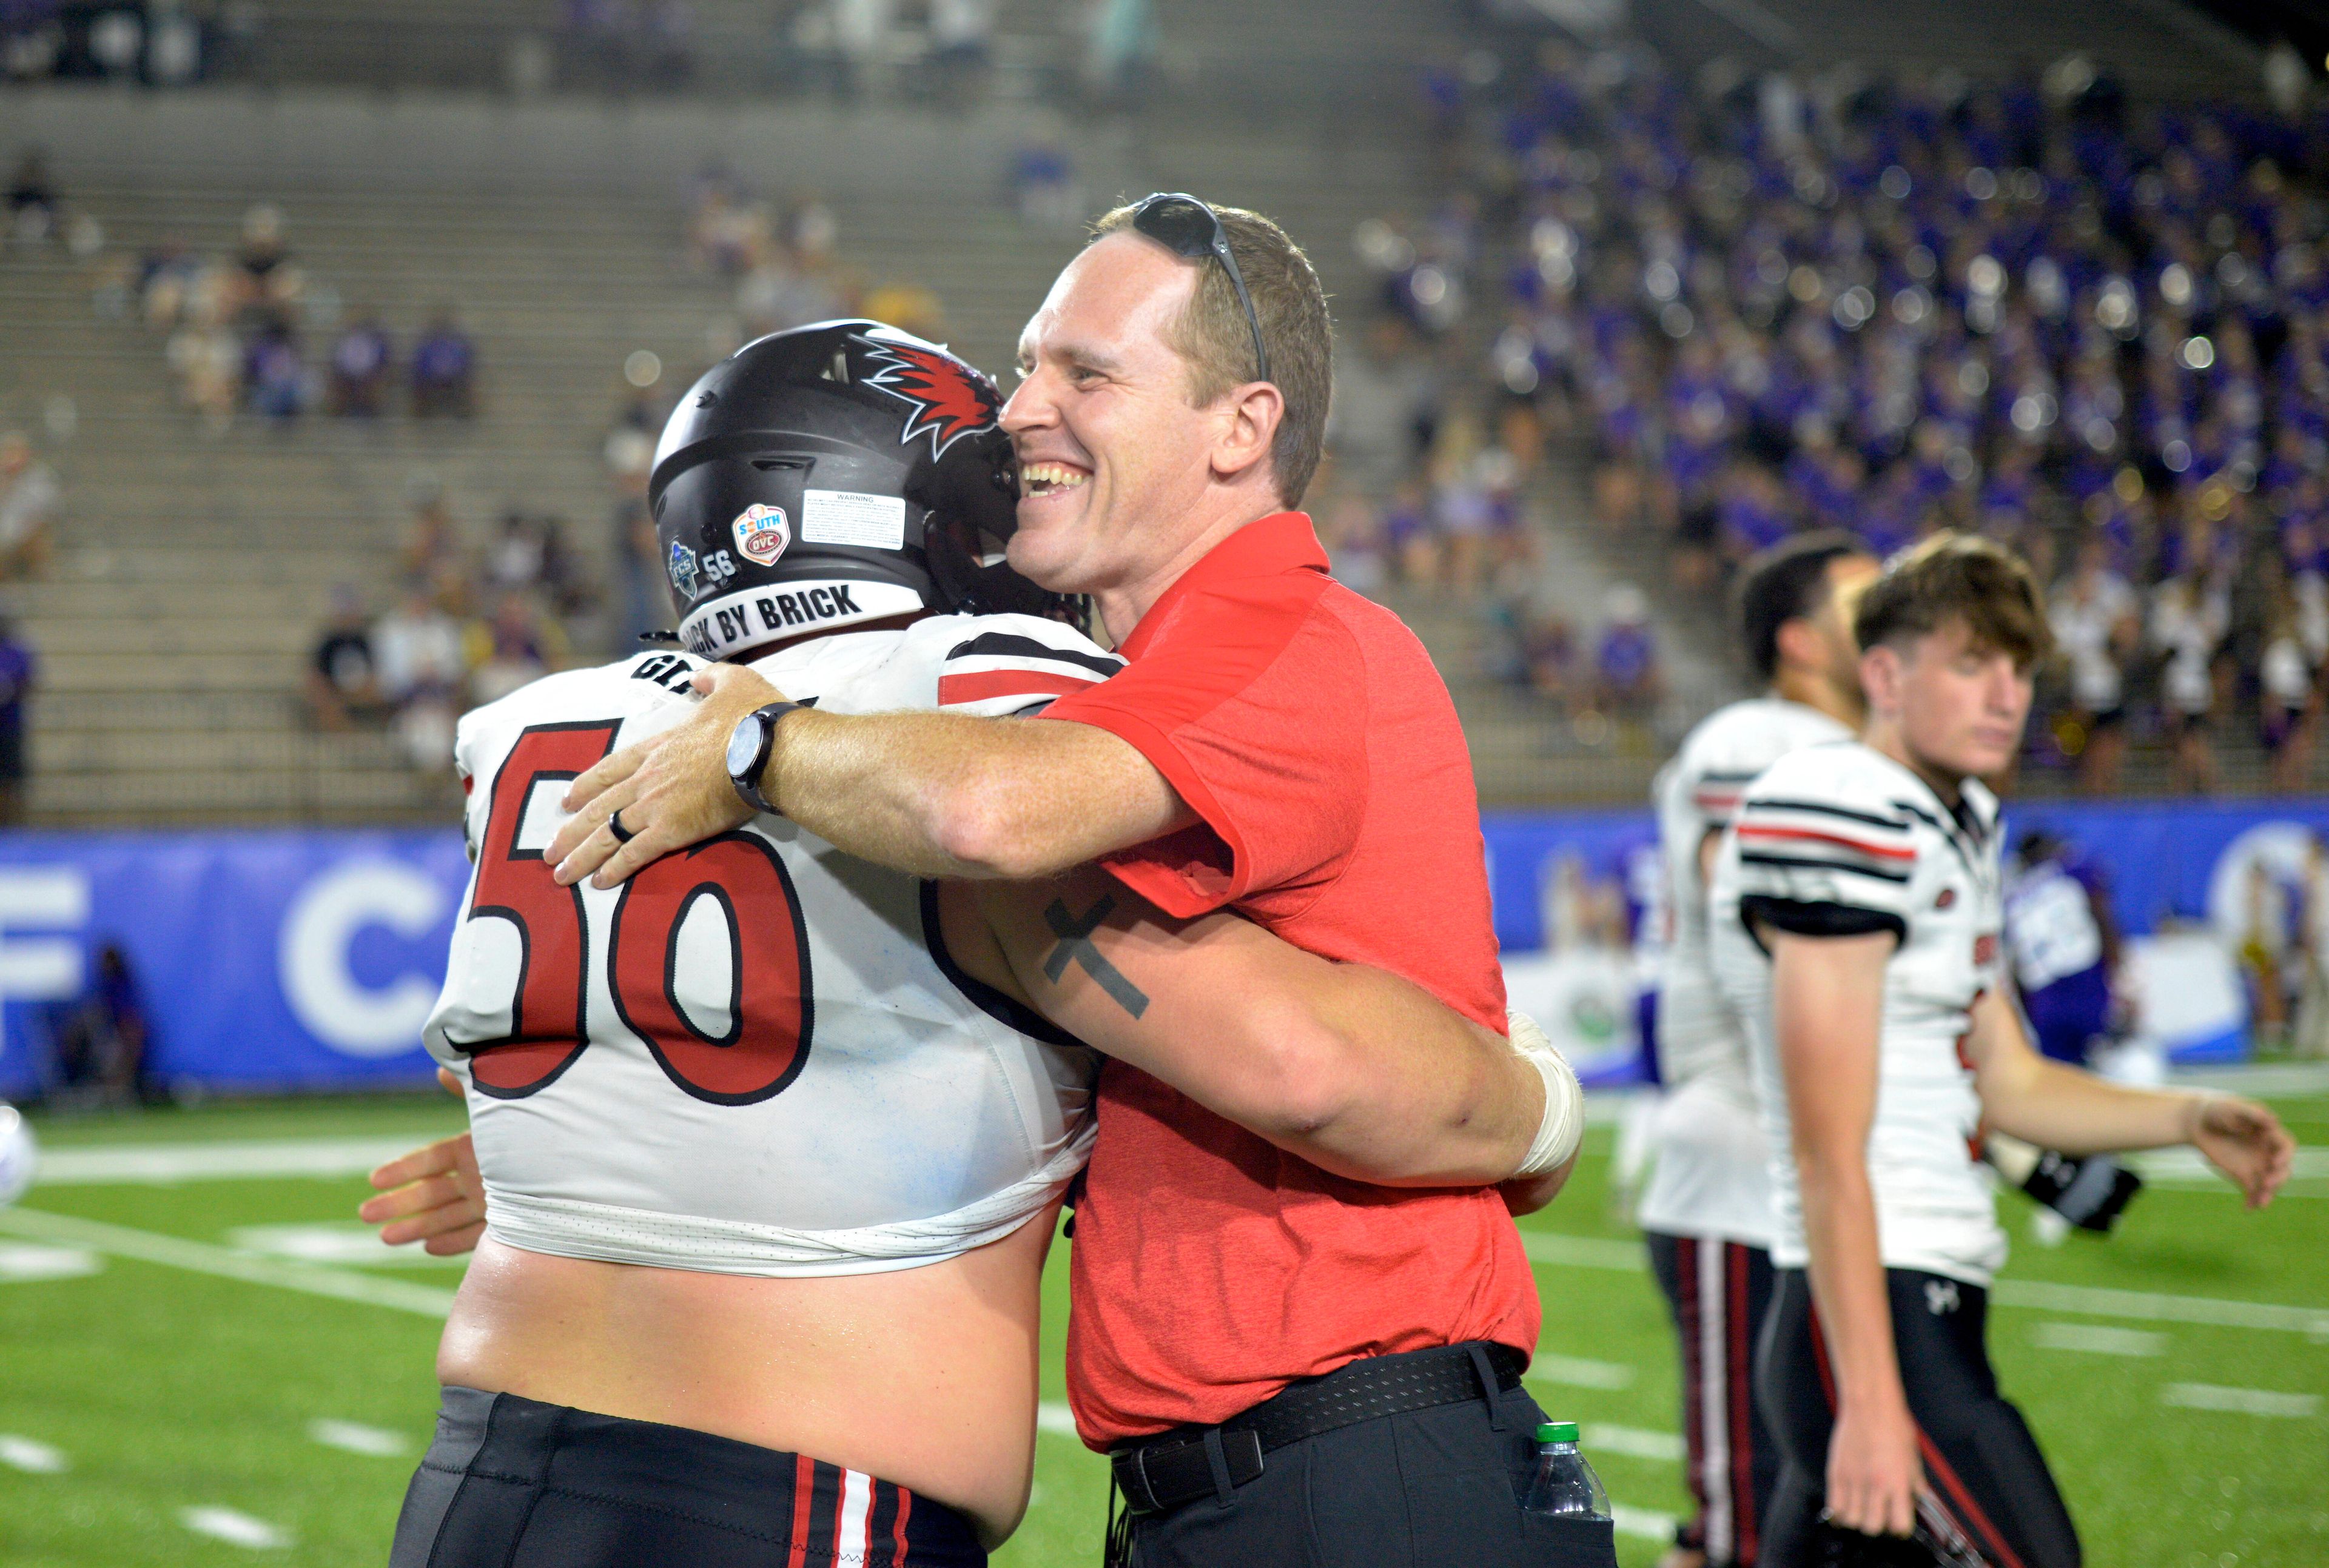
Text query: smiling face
1000 233 1259 610
1864 615 2034 788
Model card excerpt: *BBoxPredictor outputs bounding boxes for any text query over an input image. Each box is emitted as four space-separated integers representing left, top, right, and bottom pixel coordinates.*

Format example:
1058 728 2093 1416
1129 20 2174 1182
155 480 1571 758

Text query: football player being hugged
1639 532 1874 1568
368 322 1583 1568
1709 534 2295 1568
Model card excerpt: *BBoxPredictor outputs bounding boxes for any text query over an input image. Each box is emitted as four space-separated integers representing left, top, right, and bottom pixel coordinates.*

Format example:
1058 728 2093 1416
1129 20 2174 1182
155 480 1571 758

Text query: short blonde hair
1091 199 1332 506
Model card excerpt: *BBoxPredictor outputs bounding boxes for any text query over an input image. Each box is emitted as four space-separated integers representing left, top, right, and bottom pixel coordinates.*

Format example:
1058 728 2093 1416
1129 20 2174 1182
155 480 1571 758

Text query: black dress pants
1123 1373 1619 1568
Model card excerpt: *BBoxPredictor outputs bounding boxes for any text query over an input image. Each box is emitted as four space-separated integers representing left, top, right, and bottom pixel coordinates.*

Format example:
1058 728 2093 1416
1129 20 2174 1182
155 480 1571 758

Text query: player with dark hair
1639 531 1875 1568
370 322 1582 1568
1709 534 2296 1567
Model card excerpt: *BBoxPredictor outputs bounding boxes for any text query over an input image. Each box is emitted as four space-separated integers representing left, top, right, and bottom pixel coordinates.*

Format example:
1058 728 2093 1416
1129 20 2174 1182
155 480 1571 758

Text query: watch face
725 712 764 779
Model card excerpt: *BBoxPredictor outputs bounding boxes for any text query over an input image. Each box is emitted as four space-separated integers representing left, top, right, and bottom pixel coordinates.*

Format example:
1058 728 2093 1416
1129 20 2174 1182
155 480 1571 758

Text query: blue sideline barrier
2 797 2326 1096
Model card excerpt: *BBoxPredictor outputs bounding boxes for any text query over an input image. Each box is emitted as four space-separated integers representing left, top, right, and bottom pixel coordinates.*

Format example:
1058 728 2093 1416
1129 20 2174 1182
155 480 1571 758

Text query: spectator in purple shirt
411 309 477 419
0 606 34 824
328 312 394 417
1594 581 1661 719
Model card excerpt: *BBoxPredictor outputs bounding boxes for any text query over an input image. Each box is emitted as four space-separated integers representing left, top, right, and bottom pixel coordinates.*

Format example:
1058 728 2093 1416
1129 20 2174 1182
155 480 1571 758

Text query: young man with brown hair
537 198 1605 1565
1708 534 2295 1567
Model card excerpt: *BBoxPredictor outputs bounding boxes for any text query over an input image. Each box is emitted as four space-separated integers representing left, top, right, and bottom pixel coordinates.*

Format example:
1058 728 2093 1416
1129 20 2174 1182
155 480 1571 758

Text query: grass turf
2 1090 2324 1566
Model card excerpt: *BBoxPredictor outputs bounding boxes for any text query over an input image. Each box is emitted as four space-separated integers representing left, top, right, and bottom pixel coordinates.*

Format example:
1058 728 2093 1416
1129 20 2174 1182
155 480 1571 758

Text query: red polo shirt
1038 511 1539 1447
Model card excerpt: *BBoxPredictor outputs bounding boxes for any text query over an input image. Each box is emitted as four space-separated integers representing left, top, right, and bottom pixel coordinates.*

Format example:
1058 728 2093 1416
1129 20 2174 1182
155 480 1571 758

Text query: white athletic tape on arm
1509 1009 1585 1178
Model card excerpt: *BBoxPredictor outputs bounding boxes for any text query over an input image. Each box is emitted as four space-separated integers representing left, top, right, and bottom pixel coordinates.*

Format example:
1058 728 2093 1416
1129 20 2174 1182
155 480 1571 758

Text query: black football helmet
648 319 1072 661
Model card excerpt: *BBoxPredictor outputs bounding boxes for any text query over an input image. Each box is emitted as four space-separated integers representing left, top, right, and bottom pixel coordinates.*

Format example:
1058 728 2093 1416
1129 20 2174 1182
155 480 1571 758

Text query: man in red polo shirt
549 197 1610 1567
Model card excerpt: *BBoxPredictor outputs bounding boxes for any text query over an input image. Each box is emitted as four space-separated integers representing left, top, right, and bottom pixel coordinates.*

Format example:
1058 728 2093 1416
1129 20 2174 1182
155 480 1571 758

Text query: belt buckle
1113 1444 1163 1516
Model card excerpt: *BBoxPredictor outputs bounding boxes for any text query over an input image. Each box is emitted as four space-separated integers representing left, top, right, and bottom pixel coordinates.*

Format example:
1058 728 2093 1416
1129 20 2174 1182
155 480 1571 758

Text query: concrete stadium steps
29 763 457 825
0 79 1458 823
35 725 411 777
212 0 1466 112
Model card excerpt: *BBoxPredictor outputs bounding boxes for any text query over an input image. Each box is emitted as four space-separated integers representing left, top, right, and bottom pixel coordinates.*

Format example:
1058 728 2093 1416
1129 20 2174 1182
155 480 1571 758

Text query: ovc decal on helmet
732 503 791 566
667 540 700 600
861 340 998 458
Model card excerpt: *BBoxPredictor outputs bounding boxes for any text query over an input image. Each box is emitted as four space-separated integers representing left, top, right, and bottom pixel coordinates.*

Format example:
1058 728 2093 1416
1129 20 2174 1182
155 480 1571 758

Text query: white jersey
2048 572 2135 712
1638 697 1850 1244
423 613 1123 1277
1710 741 2008 1286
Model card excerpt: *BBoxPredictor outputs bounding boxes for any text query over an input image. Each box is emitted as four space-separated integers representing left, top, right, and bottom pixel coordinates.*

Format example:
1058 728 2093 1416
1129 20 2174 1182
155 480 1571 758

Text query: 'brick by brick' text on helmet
649 320 1073 660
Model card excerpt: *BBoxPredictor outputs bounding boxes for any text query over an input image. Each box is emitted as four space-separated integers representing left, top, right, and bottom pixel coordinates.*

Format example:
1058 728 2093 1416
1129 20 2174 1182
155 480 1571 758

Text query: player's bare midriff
434 1199 1058 1549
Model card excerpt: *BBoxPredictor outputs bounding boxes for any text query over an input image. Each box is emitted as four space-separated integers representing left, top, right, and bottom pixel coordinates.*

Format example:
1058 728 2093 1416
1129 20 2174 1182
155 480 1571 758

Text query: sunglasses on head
1129 192 1271 387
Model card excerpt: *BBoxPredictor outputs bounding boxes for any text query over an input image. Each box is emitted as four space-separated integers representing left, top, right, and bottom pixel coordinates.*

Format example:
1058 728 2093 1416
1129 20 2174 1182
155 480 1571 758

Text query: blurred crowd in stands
1320 44 2329 791
2 0 1160 110
305 483 593 769
292 169 967 777
114 202 480 434
0 0 255 87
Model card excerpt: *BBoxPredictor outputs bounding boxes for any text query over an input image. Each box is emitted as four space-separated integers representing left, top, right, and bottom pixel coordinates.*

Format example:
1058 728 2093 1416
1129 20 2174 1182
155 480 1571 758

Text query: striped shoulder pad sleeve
1686 761 1766 829
1731 780 1917 942
933 614 1126 716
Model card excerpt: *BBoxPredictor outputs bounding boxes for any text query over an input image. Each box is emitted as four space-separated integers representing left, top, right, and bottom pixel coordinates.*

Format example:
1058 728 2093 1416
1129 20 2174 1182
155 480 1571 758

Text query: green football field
2 1081 2324 1567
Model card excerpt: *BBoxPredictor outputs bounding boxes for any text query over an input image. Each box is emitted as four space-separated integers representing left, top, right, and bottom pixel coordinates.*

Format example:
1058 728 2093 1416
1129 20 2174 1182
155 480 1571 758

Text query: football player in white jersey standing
371 323 1584 1568
1709 534 2296 1567
1639 531 1874 1568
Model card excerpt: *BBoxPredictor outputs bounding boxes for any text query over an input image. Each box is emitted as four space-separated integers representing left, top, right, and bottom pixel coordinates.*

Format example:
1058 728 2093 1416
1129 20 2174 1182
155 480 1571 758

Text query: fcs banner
3 797 2328 1096
0 829 471 1097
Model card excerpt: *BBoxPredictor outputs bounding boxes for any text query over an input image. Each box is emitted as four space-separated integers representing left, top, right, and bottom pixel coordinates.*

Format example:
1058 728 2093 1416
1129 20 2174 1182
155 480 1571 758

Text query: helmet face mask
649 321 1081 660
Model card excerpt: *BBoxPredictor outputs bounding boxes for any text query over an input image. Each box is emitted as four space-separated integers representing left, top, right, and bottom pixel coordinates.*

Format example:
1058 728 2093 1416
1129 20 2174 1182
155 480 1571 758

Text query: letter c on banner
279 861 447 1057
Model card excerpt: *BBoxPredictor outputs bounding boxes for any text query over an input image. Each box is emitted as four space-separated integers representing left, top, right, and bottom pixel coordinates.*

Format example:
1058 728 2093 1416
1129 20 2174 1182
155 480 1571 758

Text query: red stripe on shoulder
938 669 1101 706
1734 824 1915 861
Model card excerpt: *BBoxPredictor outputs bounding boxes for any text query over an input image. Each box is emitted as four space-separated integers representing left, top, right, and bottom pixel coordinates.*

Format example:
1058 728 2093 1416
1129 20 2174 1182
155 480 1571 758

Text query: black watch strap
730 701 801 816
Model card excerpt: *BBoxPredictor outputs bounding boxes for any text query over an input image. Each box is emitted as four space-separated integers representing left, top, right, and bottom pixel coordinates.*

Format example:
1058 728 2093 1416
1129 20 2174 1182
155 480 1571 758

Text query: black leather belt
1108 1341 1528 1518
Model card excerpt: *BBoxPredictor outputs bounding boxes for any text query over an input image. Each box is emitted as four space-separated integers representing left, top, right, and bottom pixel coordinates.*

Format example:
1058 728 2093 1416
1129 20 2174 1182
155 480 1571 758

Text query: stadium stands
0 73 1467 822
7 1 2326 821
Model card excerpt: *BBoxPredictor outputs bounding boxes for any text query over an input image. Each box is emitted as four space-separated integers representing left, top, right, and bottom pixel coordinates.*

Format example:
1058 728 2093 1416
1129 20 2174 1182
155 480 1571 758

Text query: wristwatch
725 702 802 816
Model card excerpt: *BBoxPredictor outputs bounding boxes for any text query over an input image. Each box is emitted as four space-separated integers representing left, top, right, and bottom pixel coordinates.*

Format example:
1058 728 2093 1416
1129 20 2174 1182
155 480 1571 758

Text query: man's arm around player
368 876 1585 1250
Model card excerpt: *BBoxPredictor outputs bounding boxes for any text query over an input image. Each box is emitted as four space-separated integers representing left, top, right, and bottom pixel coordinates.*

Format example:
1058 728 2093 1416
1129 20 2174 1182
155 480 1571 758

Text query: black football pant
390 1385 985 1567
1646 1231 1782 1566
1120 1372 1618 1568
1756 1268 2081 1568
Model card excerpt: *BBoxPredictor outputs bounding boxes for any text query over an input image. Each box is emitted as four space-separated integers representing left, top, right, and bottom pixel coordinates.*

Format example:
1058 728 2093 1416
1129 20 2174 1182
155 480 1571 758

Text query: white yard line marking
1527 1355 1636 1390
1521 1232 1647 1271
2029 1322 2166 1357
2130 1147 2329 1188
35 1136 454 1187
228 1224 467 1270
1583 1424 1684 1462
2176 1062 2329 1097
1613 1503 1680 1541
307 1418 413 1458
1036 1402 1079 1438
0 1434 69 1474
178 1506 293 1550
0 1208 455 1319
0 1242 104 1282
1991 1279 2329 1337
2160 1384 2322 1419
1522 1228 2329 1336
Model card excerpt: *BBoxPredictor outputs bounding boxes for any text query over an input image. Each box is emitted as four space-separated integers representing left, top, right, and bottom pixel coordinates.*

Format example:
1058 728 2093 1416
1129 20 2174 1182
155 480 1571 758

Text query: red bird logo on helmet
860 339 1000 458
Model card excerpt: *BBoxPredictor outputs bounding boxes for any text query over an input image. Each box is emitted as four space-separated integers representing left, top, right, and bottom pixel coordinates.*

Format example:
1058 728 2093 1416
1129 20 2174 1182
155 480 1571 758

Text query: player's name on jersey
684 582 875 657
